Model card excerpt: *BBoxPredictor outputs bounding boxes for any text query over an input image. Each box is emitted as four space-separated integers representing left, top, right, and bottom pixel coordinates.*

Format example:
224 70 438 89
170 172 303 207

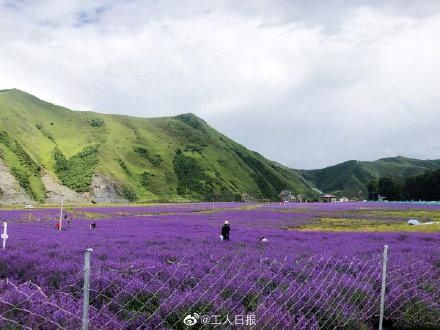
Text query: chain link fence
0 245 439 329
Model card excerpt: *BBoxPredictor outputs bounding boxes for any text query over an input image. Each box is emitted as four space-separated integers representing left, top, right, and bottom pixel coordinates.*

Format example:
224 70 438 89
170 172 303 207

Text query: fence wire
0 251 439 329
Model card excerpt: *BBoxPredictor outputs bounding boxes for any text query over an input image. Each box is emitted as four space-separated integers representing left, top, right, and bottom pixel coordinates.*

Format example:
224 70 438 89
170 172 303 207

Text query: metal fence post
82 248 93 330
379 245 388 330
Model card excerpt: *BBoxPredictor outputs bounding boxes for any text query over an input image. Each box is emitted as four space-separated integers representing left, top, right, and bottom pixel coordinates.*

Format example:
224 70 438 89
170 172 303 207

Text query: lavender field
0 202 439 329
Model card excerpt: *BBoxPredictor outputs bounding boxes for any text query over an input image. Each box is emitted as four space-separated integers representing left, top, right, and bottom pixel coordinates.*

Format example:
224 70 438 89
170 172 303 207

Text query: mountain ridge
1 88 438 204
301 156 440 198
0 89 317 204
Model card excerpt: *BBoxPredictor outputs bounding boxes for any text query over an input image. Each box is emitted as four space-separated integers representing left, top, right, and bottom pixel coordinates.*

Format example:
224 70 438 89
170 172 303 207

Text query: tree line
367 169 440 201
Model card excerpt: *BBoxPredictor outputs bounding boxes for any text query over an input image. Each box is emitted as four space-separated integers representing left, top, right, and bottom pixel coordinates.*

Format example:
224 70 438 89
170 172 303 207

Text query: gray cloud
1 0 440 168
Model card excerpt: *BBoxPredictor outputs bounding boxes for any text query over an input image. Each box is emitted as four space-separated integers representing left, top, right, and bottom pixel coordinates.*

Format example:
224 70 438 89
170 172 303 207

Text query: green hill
301 156 440 198
0 89 317 204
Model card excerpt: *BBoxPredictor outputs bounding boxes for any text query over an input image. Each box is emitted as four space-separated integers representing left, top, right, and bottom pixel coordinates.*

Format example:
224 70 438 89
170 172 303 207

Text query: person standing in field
221 221 231 241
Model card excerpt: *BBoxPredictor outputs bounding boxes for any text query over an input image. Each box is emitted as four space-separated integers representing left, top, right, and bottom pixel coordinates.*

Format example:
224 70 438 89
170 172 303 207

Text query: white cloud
1 0 440 168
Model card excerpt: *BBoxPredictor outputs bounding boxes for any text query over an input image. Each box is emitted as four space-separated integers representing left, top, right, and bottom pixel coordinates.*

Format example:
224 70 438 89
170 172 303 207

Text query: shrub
0 131 44 201
122 186 137 202
88 118 105 127
11 167 34 200
118 159 130 175
140 171 155 188
0 132 40 174
14 143 41 175
184 145 204 153
54 146 99 192
173 152 210 196
0 131 12 147
134 147 162 167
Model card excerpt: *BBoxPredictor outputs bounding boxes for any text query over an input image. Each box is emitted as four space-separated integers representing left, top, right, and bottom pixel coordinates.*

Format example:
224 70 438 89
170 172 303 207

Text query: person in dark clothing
221 221 230 241
90 222 96 229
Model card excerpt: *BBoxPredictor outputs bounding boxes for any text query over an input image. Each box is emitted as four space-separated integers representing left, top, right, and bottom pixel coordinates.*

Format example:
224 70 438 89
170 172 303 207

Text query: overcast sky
1 0 440 169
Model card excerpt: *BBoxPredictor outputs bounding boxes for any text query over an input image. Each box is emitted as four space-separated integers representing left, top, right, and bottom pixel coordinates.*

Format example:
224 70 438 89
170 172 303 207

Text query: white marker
1 221 8 250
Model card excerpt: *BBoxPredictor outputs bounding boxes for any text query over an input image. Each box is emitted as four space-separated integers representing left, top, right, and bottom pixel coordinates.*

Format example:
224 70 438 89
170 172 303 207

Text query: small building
339 197 349 202
322 194 337 203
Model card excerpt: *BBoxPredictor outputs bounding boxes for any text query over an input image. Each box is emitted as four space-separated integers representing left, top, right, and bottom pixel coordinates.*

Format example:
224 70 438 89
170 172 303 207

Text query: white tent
408 219 420 225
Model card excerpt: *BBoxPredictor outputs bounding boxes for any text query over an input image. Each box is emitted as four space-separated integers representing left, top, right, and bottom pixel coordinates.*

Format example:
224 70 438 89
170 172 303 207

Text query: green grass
364 209 440 222
0 89 318 203
297 217 440 232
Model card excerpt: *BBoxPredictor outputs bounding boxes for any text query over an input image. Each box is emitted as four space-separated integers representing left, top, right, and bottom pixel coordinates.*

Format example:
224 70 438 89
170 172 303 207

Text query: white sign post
1 221 8 250
59 198 64 231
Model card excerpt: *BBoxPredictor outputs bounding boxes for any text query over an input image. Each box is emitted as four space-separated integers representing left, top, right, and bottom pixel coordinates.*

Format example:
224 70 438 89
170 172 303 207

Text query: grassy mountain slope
0 89 317 203
301 156 440 198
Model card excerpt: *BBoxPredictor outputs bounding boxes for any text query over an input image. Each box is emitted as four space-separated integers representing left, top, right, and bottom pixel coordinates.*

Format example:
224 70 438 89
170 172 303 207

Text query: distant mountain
0 89 317 204
301 156 440 198
1 88 437 204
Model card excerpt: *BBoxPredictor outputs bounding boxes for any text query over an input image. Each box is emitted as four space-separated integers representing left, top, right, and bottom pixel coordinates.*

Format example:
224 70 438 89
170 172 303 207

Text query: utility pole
59 197 64 231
